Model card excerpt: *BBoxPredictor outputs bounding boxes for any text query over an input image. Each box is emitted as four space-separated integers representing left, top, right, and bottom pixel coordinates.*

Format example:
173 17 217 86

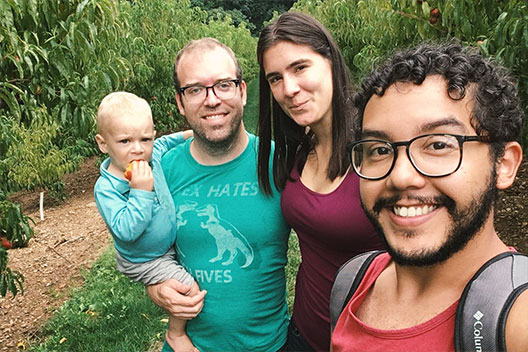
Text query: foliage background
190 0 296 35
0 0 131 296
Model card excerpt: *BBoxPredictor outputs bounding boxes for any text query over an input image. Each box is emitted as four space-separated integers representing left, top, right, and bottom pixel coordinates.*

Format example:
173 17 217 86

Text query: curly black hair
354 41 524 159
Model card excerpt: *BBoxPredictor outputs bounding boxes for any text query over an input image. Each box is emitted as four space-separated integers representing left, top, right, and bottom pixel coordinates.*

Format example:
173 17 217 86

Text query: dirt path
0 156 526 351
0 157 110 351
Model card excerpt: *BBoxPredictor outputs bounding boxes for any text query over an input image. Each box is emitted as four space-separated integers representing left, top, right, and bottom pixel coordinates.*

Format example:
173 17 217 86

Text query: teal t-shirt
161 133 290 351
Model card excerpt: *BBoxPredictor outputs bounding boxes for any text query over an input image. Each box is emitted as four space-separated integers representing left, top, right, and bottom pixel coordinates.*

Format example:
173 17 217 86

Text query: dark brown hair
256 12 354 194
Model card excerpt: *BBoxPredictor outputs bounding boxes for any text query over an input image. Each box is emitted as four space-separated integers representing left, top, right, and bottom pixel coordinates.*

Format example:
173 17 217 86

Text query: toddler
94 92 200 352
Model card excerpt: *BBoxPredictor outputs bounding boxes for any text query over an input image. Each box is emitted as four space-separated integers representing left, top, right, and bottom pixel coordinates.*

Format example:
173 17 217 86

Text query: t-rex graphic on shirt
176 200 198 230
195 204 254 268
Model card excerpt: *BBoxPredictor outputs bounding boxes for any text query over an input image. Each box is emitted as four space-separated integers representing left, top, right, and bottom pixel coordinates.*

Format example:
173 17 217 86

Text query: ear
175 92 185 115
496 141 523 190
240 80 247 107
95 134 108 153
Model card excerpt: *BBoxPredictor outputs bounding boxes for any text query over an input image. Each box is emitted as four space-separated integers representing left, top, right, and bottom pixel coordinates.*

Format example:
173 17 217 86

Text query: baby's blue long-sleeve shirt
94 133 183 262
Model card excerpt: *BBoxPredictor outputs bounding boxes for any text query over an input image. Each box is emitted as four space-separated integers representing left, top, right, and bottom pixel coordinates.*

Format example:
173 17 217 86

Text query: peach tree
0 191 33 296
293 0 528 149
0 0 129 297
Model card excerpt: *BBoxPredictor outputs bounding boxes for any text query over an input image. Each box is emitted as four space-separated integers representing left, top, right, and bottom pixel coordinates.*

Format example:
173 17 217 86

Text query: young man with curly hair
331 42 526 351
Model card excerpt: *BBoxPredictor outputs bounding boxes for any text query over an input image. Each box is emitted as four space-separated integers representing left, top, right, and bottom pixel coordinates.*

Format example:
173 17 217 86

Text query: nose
386 148 426 190
204 86 221 107
283 74 300 97
131 141 144 154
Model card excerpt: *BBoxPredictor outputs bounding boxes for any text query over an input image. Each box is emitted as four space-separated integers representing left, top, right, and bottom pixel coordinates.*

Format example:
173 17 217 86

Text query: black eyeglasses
179 79 240 104
347 134 485 180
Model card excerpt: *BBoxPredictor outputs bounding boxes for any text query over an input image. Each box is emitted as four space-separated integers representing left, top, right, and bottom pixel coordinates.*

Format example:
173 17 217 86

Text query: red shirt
332 253 457 352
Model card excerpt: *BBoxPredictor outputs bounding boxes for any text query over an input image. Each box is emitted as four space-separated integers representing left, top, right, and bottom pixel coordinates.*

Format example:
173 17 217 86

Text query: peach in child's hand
124 160 143 181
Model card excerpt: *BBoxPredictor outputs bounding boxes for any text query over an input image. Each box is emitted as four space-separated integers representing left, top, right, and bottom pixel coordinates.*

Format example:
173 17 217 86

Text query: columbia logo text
473 310 484 352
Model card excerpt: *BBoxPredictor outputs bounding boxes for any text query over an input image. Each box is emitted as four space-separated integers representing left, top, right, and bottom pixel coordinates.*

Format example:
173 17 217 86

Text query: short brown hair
172 37 243 90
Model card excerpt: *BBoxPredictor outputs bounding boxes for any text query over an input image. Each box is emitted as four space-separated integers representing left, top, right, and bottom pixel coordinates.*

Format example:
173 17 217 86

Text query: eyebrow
361 116 468 140
264 59 310 81
420 117 467 132
182 77 236 87
360 130 390 140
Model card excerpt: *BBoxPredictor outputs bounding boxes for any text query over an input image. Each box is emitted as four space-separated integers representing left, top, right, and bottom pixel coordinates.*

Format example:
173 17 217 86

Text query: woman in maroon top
256 12 384 352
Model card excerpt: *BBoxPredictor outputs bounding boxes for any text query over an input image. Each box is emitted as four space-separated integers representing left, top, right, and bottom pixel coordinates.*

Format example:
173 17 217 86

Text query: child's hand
127 160 154 191
181 129 193 140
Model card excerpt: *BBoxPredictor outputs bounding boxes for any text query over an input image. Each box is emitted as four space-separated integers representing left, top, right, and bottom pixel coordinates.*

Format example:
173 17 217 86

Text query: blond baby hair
96 92 152 134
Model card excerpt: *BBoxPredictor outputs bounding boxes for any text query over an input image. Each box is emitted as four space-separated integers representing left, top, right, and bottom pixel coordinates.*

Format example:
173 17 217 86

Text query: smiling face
96 108 155 179
175 45 247 151
262 41 333 129
359 75 498 266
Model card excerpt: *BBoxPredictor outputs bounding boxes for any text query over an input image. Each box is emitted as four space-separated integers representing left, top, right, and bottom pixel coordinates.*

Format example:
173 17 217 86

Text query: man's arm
505 289 528 351
146 279 206 320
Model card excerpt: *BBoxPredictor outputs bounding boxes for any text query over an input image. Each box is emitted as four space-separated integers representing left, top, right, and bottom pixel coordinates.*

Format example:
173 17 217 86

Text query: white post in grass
39 191 44 221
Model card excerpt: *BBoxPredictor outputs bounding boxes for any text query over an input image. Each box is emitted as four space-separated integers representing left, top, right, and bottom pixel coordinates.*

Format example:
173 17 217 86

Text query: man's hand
146 279 206 320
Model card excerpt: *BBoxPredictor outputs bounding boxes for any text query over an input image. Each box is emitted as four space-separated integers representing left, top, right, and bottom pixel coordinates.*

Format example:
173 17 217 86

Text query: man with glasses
331 42 526 351
146 38 290 351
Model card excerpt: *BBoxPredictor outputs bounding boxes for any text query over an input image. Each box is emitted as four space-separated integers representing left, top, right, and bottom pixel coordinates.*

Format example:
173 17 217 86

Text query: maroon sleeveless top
282 166 384 351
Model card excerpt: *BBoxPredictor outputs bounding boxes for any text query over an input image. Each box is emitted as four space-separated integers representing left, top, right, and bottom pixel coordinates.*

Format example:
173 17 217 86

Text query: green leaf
417 21 425 39
60 103 70 125
422 2 430 17
76 0 91 16
497 11 508 23
7 54 25 79
101 72 112 90
510 19 520 39
54 59 69 80
0 89 21 119
0 273 7 297
23 54 34 74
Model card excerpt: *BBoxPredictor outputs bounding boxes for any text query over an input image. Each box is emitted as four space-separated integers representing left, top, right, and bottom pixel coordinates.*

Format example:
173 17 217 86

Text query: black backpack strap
454 252 528 352
329 250 384 333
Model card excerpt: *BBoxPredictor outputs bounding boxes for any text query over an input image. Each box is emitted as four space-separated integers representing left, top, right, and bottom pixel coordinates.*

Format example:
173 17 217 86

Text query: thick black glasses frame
347 134 483 180
179 79 240 99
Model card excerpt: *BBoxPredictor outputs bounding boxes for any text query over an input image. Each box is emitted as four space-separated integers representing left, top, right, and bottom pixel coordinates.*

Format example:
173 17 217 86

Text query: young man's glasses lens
348 134 483 180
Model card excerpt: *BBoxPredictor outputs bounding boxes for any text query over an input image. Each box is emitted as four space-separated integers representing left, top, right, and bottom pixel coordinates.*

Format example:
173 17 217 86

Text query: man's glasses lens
181 79 239 104
350 134 476 180
351 141 396 180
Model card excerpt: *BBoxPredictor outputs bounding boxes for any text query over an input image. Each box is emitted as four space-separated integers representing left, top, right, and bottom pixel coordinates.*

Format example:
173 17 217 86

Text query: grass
32 248 168 352
32 233 301 351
